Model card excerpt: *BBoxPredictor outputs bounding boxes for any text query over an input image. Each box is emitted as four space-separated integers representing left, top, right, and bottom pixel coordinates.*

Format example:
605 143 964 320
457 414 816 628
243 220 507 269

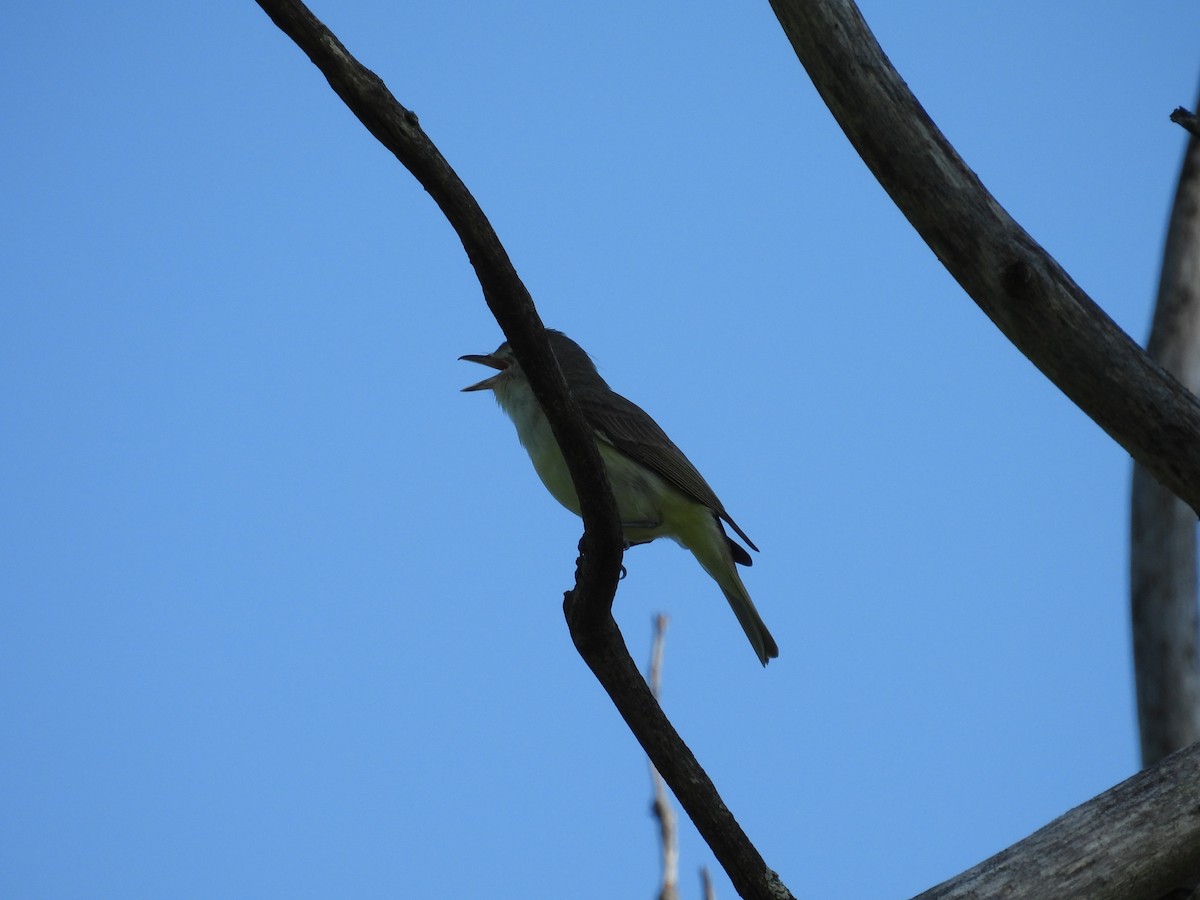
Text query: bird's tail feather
689 533 779 666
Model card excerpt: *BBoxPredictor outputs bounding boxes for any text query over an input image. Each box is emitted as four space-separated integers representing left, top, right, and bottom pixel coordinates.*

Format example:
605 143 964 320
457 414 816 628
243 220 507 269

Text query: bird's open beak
459 353 508 392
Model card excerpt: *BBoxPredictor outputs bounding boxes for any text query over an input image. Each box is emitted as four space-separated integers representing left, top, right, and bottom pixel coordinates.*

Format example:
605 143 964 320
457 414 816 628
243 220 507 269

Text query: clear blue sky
4 2 1198 898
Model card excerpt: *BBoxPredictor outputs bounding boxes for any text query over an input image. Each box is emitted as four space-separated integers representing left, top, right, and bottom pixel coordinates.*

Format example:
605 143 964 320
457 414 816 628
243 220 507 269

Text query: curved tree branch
913 742 1200 900
253 1 1200 897
252 2 791 898
1132 88 1200 770
766 0 1200 894
250 0 623 601
769 0 1200 515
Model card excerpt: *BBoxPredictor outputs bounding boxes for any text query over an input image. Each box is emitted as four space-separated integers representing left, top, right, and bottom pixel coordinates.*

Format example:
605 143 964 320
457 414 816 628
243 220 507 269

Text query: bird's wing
576 387 759 554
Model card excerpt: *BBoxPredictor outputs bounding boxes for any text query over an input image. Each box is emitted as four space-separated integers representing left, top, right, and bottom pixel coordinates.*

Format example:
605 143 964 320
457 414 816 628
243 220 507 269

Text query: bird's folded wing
576 388 758 554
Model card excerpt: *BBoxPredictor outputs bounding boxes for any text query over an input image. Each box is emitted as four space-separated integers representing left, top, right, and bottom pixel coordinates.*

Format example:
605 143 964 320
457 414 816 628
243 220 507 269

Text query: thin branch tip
1170 107 1200 138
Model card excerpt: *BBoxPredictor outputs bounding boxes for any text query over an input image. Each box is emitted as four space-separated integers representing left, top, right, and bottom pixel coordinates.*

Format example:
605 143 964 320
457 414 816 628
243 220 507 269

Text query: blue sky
3 2 1198 898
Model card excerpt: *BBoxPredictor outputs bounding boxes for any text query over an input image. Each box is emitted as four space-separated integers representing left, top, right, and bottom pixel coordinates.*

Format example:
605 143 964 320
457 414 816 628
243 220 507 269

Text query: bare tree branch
765 0 1200 894
648 615 680 900
249 0 623 601
913 742 1200 900
768 0 1200 515
577 634 790 900
252 2 792 898
1133 89 1200 900
1173 108 1200 139
1132 89 1200 769
254 1 1200 897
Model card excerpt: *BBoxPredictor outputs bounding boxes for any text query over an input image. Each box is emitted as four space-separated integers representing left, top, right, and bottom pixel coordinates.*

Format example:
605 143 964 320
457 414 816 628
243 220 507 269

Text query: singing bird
461 330 778 665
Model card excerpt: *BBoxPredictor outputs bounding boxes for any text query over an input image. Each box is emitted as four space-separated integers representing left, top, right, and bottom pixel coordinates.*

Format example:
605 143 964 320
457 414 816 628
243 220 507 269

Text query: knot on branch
1000 257 1036 300
1170 106 1199 138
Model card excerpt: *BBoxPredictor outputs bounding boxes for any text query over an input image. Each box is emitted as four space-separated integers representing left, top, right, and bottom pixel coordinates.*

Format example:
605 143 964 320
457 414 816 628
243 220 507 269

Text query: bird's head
459 342 519 394
460 331 604 398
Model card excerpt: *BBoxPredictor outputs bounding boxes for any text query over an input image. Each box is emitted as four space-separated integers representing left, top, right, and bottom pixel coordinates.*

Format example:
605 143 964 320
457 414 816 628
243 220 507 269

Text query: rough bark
768 0 1200 515
1132 97 1200 770
913 743 1200 900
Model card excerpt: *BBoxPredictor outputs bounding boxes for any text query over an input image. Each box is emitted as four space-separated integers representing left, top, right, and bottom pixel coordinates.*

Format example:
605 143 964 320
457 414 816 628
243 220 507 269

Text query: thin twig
1171 107 1200 139
648 614 680 900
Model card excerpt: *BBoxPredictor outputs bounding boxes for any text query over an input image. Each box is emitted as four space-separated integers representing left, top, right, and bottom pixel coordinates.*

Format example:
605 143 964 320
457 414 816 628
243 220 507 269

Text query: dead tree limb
1173 108 1200 139
252 2 791 897
768 0 1200 515
913 742 1200 900
648 615 681 900
1132 87 1200 770
254 0 1200 896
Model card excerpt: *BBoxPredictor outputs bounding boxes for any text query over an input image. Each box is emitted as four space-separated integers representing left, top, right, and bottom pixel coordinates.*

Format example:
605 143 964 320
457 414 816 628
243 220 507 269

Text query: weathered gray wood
1132 108 1200 768
914 743 1200 900
768 0 1200 515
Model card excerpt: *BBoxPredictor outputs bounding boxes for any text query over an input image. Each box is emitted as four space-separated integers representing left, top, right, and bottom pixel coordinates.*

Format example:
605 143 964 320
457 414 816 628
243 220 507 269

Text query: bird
460 329 778 665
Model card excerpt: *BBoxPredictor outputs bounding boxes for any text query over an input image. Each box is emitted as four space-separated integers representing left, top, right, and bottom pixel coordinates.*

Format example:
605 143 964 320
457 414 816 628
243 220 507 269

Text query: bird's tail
687 527 779 666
